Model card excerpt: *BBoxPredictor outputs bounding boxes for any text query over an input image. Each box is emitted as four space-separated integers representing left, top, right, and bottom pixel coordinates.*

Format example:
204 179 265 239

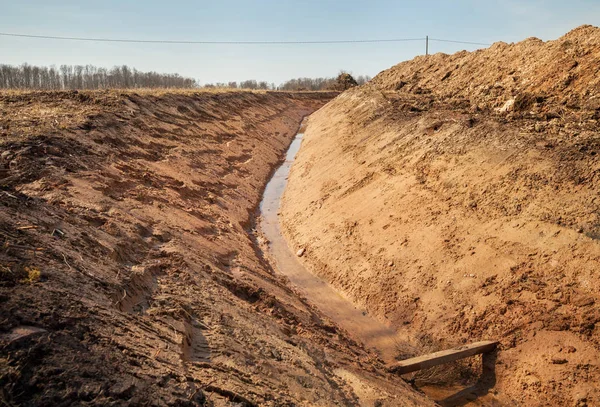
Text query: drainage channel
258 121 402 362
257 121 506 407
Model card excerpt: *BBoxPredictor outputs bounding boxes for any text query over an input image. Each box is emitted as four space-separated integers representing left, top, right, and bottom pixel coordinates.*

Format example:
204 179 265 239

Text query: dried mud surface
282 26 600 406
0 90 433 406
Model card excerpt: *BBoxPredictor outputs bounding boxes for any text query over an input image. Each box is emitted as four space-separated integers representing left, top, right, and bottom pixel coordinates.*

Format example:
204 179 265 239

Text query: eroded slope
0 90 432 406
282 27 600 406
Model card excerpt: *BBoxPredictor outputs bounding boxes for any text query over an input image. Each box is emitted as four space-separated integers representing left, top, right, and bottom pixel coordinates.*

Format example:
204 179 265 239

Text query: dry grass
0 264 41 286
0 88 338 97
0 88 338 144
0 94 102 143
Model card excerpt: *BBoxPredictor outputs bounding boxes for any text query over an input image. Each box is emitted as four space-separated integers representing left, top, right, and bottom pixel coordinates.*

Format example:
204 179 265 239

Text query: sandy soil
257 129 403 364
281 26 600 406
0 90 433 406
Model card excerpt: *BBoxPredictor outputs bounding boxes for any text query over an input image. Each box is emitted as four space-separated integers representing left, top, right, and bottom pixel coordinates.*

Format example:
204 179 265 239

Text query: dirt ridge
0 90 432 406
281 26 600 406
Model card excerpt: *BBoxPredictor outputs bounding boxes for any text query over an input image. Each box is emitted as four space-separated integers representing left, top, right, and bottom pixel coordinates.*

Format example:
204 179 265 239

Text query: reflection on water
259 128 402 362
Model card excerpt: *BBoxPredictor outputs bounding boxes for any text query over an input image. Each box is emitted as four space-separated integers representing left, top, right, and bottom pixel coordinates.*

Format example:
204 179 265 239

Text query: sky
1 0 599 85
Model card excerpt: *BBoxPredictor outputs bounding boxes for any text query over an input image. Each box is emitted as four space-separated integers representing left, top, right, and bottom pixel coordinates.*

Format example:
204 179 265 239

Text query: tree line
202 79 274 90
0 64 197 89
204 74 371 91
0 63 371 91
276 74 371 91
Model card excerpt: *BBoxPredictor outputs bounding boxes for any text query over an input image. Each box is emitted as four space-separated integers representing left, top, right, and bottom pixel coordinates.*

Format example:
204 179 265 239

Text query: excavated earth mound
0 90 433 406
372 25 600 114
282 26 600 406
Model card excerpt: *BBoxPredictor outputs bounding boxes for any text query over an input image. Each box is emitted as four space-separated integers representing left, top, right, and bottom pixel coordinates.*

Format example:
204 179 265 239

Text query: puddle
258 123 402 362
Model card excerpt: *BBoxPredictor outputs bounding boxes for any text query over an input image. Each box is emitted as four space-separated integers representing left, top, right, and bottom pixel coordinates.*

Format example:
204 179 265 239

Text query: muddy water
259 126 402 362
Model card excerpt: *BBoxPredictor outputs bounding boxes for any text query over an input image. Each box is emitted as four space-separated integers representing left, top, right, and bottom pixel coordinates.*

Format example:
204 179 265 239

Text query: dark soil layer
0 90 432 407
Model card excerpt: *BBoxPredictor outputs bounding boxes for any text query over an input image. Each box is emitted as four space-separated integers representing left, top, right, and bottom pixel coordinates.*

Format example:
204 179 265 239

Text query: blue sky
1 0 599 84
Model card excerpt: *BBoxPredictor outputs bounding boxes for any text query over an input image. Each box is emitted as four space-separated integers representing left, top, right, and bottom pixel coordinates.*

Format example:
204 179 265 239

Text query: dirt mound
0 90 432 406
372 25 600 113
281 26 600 406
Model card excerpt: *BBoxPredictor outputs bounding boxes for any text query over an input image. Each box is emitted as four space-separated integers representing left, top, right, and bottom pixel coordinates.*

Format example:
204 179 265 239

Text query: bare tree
239 79 258 89
0 63 199 89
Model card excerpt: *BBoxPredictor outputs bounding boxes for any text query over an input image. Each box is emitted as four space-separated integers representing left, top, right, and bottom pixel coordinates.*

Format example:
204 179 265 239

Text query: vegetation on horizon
0 63 197 90
204 72 370 91
0 63 370 91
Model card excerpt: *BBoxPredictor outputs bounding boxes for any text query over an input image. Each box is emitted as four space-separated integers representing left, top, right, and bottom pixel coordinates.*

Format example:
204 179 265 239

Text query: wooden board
388 340 498 375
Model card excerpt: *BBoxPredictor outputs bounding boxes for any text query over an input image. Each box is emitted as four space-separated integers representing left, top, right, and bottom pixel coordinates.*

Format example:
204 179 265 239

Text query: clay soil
281 26 600 406
0 89 434 406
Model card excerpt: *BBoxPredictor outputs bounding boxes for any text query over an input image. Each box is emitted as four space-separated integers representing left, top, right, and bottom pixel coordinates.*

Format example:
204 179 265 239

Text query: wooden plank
388 340 498 375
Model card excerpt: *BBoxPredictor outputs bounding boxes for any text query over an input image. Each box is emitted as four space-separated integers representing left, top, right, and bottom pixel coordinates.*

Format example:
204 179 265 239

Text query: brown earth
281 26 600 406
329 74 359 92
0 90 434 406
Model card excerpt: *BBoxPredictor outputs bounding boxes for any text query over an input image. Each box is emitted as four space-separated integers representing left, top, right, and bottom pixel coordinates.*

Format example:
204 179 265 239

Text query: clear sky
1 0 599 84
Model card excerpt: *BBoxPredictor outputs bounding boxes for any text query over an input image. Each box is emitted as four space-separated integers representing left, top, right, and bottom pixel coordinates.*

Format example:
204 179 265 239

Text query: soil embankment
0 90 433 406
281 26 600 406
257 126 402 364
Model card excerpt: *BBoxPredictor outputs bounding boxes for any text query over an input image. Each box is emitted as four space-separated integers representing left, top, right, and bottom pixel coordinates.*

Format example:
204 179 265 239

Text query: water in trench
258 125 402 362
258 123 504 406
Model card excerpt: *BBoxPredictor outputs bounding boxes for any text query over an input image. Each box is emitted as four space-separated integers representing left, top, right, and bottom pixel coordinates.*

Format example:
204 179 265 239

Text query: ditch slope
0 90 433 406
281 26 600 406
